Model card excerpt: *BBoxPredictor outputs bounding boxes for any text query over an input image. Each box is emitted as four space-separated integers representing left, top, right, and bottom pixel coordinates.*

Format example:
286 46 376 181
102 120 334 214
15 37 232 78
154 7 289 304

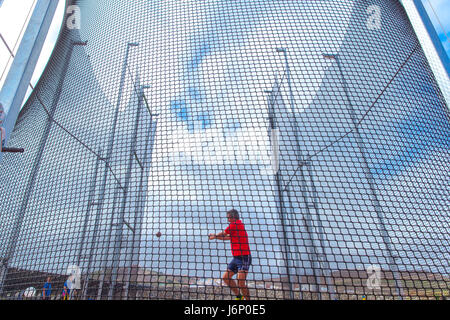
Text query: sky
0 0 448 110
0 0 65 106
422 0 450 55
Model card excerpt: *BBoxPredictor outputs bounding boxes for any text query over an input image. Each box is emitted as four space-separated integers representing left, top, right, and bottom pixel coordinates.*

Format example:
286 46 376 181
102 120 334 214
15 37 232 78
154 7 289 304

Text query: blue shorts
227 255 252 274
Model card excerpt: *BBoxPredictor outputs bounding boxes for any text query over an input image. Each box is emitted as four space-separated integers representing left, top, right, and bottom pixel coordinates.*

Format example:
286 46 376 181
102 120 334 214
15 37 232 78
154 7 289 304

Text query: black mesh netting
0 0 449 300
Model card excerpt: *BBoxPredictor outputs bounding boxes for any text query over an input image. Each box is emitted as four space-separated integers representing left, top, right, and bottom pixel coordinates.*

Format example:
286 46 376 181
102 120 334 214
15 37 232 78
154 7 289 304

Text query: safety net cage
0 0 449 300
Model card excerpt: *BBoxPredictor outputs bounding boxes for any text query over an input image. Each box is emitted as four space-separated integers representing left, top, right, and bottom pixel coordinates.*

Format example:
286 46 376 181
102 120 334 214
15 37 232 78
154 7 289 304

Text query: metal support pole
283 185 304 300
78 152 102 299
304 163 336 300
78 152 102 266
266 89 294 299
94 185 122 299
119 81 144 299
409 0 450 78
0 0 58 163
295 164 329 299
0 40 81 295
124 86 158 300
274 172 295 299
276 49 296 116
323 53 404 298
107 78 141 299
275 48 333 299
80 42 138 299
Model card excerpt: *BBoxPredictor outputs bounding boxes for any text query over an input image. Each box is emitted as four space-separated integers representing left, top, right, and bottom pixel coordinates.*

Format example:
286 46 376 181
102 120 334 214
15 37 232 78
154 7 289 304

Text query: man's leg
237 271 250 300
222 270 240 297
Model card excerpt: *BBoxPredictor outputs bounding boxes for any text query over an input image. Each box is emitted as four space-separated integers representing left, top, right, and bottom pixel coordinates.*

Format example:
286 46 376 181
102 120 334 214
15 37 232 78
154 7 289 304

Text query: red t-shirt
224 220 251 256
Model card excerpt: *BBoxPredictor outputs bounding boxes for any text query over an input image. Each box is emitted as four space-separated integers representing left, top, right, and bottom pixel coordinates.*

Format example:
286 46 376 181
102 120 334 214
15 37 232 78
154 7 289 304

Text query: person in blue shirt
42 277 52 300
62 279 71 300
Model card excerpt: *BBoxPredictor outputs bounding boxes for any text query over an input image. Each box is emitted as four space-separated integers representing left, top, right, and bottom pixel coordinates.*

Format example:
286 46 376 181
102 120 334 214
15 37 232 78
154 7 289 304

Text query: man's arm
209 231 230 241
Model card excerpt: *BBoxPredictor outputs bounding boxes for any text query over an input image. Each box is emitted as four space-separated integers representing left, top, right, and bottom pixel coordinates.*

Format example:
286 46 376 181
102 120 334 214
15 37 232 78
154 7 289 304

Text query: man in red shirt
209 209 252 300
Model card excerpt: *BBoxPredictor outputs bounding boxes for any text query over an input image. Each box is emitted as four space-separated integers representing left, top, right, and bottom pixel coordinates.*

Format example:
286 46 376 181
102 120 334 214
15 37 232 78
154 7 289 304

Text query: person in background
42 277 52 300
61 278 71 300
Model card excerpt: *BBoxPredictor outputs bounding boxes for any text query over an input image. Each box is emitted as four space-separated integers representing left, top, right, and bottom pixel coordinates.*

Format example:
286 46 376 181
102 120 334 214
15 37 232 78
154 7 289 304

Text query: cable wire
425 0 450 44
279 43 420 193
0 0 36 83
31 83 125 190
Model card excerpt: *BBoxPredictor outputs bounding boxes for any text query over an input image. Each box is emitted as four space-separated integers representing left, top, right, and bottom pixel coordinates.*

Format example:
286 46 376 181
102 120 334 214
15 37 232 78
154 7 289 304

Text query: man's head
227 209 239 222
47 277 51 282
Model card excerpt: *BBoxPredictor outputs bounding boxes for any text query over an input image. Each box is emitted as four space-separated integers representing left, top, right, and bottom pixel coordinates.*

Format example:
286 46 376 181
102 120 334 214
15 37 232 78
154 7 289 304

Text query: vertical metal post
78 152 102 266
80 42 138 299
283 188 303 299
410 0 450 78
275 50 314 292
295 164 328 299
0 0 58 163
0 40 82 295
124 85 158 299
275 48 331 299
304 164 336 300
78 151 102 299
276 49 295 116
107 78 140 299
119 80 144 299
94 185 122 299
323 53 404 298
266 89 294 299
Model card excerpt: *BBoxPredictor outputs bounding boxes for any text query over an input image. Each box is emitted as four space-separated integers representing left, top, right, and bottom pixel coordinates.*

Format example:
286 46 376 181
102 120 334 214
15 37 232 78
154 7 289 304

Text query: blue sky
422 0 450 58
